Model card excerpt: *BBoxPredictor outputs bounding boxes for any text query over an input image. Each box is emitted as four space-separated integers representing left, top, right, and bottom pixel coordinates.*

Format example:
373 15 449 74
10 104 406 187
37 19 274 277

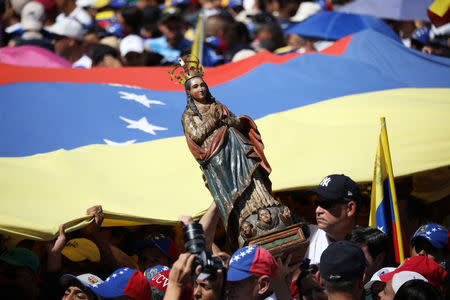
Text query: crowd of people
1 0 449 68
0 174 448 300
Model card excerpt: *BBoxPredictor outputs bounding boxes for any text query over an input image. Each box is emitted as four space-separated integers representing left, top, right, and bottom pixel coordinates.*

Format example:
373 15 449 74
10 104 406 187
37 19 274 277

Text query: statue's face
188 77 207 103
258 209 271 224
241 223 252 235
283 207 291 218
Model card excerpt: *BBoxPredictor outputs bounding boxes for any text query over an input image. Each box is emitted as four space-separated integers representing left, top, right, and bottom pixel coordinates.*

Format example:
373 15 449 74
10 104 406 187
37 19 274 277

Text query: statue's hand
215 104 223 121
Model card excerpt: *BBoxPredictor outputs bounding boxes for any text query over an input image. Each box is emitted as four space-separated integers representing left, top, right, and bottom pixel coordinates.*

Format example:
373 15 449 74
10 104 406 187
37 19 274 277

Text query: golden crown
169 56 205 85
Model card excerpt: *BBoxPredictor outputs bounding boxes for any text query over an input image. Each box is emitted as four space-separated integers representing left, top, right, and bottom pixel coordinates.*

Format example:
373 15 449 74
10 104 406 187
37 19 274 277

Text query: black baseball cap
320 241 368 281
312 174 360 201
159 6 182 23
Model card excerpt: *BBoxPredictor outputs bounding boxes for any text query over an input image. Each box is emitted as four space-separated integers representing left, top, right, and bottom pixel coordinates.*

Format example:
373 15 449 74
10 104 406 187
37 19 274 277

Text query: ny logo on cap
320 177 331 187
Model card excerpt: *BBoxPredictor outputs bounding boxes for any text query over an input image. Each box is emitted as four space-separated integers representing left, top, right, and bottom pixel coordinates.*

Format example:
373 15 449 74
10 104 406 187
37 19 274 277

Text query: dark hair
345 226 388 261
92 44 120 65
393 279 443 300
223 22 251 49
120 6 143 34
184 77 215 120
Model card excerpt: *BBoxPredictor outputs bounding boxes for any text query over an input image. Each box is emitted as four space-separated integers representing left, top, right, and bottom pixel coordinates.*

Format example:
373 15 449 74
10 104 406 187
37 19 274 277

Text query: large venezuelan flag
1 30 450 240
369 118 407 265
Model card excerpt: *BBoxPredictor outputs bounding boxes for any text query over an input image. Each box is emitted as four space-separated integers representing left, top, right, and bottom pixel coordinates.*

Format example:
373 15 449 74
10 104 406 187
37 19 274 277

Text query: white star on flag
118 91 165 108
426 231 431 235
120 116 168 135
432 228 437 232
112 274 117 278
119 271 124 274
377 226 384 233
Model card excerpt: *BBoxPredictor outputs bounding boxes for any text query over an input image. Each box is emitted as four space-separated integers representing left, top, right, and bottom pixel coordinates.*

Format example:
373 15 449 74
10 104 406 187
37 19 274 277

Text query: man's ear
346 200 357 218
316 271 324 287
257 275 271 295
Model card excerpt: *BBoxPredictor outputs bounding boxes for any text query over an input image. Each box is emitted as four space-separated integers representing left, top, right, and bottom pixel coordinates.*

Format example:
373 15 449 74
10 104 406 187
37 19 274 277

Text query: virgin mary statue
170 57 291 248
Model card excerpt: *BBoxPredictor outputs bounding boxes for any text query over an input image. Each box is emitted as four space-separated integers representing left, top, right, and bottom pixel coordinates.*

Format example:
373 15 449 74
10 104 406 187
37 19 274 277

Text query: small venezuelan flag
369 117 407 265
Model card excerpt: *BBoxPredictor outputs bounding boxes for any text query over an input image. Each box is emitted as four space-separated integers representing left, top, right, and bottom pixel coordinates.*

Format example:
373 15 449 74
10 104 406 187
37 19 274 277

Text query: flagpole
191 13 204 65
379 117 405 262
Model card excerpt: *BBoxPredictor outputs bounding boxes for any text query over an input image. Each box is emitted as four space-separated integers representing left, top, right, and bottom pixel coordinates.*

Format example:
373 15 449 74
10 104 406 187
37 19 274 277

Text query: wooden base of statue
248 223 309 266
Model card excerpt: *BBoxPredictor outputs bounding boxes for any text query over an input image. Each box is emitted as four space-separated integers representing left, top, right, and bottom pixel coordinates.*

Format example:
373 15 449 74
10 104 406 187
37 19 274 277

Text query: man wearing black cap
319 241 368 300
305 174 361 264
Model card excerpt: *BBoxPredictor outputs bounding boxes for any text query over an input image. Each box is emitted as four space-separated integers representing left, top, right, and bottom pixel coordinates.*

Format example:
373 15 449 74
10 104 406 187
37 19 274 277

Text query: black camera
182 223 224 280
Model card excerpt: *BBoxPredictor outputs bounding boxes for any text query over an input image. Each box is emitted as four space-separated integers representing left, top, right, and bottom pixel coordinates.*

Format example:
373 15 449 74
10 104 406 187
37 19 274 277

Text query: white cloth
72 54 92 68
304 224 332 265
56 6 92 27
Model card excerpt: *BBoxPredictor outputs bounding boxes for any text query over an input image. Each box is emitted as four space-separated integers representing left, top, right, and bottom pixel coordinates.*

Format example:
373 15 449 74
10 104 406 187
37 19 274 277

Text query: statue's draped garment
182 101 279 233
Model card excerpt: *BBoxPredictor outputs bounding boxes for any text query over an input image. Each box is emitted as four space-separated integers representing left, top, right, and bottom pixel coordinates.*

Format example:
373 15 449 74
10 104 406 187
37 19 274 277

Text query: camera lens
183 223 206 254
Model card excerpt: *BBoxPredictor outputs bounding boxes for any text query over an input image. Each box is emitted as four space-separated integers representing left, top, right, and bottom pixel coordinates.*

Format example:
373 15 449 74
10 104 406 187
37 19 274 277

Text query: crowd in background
0 174 448 300
1 0 449 68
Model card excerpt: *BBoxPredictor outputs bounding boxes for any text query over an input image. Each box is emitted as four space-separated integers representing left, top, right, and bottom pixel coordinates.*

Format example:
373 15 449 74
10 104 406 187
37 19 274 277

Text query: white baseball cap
45 17 85 40
290 2 321 22
21 1 45 31
391 271 428 293
364 267 396 291
119 34 144 57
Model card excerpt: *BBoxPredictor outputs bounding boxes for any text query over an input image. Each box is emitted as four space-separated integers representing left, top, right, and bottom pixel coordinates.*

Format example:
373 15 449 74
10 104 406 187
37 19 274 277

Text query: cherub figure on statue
170 56 287 249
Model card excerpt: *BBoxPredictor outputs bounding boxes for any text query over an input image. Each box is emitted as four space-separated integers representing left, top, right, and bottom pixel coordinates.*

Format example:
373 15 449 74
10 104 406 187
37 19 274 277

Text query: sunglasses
315 198 348 210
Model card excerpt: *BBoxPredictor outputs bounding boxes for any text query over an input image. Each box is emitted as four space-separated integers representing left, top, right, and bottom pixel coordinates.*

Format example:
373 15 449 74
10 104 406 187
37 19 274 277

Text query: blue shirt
146 36 192 63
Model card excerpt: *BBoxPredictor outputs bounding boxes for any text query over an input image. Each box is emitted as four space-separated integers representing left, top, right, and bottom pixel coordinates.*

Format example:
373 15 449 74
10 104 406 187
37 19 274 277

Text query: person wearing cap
119 34 147 66
378 271 430 300
146 6 191 64
378 256 447 290
46 16 92 67
319 241 368 300
226 246 279 300
16 1 54 50
88 267 152 300
345 226 389 284
55 0 92 27
2 0 29 46
133 233 179 272
60 273 103 300
0 247 41 299
305 174 361 264
144 264 195 300
364 267 395 300
410 223 449 268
